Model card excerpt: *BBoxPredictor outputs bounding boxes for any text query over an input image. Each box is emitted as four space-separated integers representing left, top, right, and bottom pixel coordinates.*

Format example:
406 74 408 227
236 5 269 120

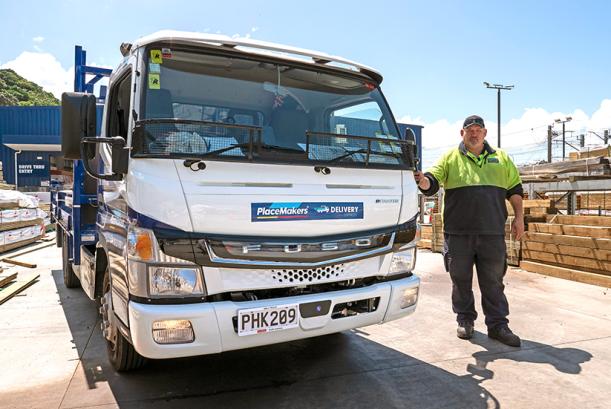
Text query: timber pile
507 198 557 218
579 192 611 211
519 156 611 182
431 213 444 253
520 214 611 287
548 192 611 213
420 225 432 249
568 145 611 160
418 224 432 249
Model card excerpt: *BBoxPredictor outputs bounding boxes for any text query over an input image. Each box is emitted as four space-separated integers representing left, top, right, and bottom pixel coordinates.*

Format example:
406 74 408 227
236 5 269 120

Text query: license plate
237 304 299 336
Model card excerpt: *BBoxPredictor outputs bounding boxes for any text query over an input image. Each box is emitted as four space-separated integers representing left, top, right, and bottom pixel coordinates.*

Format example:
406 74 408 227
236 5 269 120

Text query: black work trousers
443 234 509 330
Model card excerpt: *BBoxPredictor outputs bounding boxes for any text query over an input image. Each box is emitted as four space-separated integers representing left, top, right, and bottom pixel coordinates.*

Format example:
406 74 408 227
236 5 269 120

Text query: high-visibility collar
459 141 496 166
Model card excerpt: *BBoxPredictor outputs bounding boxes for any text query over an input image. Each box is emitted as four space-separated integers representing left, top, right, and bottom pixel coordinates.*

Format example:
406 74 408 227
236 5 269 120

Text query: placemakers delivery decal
251 202 364 222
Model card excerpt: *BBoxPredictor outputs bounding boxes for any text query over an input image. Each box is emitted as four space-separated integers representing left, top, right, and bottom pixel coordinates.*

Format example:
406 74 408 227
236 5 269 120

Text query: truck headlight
149 266 205 296
388 246 417 275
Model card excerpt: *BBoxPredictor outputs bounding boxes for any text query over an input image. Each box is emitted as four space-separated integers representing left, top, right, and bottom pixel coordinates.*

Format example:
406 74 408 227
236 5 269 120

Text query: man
414 115 524 347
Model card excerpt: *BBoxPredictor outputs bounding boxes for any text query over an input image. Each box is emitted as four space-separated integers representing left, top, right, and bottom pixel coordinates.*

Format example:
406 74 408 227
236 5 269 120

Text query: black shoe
488 326 521 347
457 321 474 340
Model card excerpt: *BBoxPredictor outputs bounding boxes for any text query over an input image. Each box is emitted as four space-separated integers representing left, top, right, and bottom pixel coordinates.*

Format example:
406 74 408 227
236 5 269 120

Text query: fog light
399 287 419 309
152 319 194 344
389 246 417 275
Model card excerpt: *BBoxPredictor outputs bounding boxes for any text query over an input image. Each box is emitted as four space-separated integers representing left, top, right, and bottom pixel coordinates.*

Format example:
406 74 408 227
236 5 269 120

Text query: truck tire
101 267 147 371
62 232 80 288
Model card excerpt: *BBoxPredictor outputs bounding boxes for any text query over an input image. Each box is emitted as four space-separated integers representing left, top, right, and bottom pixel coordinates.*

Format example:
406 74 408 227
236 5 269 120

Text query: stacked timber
519 156 611 182
431 213 444 253
418 224 432 249
507 198 557 219
579 192 611 212
547 192 611 213
520 215 611 287
568 145 611 160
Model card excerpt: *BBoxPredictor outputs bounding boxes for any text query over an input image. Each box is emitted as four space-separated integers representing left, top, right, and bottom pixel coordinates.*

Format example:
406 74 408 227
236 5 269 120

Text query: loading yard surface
0 240 610 409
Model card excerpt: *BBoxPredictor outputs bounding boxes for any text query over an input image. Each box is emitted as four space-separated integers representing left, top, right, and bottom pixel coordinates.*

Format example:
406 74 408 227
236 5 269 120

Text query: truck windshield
135 47 411 168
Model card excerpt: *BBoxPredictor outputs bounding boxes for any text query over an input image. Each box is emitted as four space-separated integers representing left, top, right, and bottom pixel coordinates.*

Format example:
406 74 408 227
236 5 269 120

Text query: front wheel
62 232 79 288
100 268 147 371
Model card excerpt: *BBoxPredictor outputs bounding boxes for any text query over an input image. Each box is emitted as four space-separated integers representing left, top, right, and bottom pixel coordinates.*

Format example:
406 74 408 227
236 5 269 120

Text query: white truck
54 31 421 371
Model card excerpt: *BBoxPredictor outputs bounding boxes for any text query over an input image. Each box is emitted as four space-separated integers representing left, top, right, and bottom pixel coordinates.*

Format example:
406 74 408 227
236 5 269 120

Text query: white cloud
251 27 259 32
32 36 44 43
1 51 73 99
0 51 113 99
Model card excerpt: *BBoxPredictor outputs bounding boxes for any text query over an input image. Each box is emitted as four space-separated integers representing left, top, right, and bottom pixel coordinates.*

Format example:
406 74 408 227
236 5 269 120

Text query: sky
1 0 610 166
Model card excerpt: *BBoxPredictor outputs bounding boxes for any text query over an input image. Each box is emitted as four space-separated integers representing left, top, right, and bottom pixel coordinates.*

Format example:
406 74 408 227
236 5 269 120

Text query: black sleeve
419 172 440 196
506 183 524 199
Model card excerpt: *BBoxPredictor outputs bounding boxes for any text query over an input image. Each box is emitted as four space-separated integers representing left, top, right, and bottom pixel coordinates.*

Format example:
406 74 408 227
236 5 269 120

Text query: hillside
0 69 59 106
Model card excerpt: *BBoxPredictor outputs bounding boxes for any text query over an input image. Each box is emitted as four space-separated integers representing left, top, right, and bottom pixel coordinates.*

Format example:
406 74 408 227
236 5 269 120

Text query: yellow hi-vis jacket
420 141 523 235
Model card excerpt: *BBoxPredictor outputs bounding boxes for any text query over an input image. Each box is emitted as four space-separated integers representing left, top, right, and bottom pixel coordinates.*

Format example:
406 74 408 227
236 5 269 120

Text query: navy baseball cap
463 115 485 129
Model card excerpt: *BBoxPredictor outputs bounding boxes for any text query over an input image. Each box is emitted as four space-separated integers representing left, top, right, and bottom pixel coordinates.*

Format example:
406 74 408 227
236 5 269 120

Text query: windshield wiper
200 142 252 157
258 144 306 154
327 148 401 164
200 142 306 157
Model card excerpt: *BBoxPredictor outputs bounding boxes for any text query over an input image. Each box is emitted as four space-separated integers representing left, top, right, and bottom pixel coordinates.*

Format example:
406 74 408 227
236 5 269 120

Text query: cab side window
107 72 132 139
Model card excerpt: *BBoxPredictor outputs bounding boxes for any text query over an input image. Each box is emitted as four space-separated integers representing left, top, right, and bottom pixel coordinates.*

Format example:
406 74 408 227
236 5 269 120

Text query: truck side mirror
61 92 97 160
403 127 420 170
80 136 129 181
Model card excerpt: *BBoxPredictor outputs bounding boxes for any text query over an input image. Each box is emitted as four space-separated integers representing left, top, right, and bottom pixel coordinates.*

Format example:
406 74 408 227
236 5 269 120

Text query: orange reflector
136 233 153 260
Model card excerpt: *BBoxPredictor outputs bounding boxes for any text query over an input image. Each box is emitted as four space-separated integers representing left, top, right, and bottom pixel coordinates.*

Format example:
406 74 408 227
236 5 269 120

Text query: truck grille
271 265 345 284
203 256 383 295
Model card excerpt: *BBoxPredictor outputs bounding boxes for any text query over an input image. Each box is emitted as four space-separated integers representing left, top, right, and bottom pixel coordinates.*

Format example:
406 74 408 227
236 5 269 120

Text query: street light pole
483 82 514 148
554 116 573 160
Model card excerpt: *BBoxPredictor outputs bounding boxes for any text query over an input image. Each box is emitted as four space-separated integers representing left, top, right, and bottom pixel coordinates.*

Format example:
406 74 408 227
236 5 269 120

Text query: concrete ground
0 239 610 409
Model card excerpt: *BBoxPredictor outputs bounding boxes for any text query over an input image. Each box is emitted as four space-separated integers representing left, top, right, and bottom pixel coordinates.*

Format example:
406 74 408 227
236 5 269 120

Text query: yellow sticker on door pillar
150 49 163 64
148 73 160 89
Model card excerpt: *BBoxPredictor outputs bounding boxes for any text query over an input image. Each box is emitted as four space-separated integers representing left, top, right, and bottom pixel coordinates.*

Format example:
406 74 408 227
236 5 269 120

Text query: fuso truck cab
54 31 421 371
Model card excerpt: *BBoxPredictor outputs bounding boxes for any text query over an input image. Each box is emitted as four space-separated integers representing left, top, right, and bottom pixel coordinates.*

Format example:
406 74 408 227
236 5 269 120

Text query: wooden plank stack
519 145 611 182
418 224 432 249
568 145 611 160
520 215 611 287
431 213 444 253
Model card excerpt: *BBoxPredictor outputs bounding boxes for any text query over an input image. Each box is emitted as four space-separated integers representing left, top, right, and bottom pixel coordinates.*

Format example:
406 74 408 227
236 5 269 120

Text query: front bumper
128 275 420 359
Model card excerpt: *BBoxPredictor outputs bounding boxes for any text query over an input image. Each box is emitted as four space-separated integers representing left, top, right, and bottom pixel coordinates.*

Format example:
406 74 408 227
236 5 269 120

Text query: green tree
0 69 59 106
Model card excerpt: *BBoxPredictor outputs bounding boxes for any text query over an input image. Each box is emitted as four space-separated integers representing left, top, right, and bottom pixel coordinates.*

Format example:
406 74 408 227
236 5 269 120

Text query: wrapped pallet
0 191 45 253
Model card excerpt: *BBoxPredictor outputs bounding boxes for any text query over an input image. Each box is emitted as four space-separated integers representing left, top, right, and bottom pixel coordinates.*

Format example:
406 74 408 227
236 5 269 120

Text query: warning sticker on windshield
251 202 364 222
150 49 163 64
148 74 160 89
